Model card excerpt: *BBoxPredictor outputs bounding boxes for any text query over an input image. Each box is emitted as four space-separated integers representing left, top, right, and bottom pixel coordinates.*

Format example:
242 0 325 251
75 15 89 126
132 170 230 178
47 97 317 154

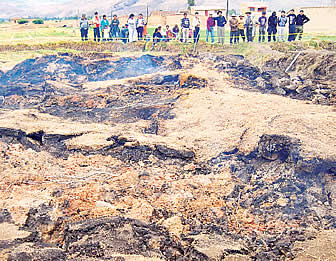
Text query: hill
0 0 328 19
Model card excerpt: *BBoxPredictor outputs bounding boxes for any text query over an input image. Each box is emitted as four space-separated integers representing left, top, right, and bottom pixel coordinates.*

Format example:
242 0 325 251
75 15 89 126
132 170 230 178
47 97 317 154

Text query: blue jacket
215 16 227 27
278 16 287 27
100 19 109 31
110 19 119 29
181 17 190 28
259 16 267 27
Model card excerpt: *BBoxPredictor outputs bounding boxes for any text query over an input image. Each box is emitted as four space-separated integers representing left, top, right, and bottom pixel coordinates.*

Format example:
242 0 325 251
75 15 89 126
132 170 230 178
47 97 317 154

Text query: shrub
17 19 28 24
32 19 44 24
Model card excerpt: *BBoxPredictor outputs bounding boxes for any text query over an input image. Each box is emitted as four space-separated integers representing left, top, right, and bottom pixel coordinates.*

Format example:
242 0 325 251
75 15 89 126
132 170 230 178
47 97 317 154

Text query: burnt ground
0 50 335 260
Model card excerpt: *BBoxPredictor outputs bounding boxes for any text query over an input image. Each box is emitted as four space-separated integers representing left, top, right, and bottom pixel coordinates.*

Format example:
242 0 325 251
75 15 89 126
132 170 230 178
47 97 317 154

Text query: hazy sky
0 0 328 18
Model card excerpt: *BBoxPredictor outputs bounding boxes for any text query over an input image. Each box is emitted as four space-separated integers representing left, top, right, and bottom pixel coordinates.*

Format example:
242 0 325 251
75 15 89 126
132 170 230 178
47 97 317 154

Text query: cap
245 11 251 14
262 11 266 15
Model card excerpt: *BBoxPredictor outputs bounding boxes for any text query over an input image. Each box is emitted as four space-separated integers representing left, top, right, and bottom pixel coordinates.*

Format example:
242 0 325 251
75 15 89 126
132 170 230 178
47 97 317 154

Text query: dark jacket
268 14 277 28
296 14 310 26
153 31 163 43
110 19 120 29
181 17 190 29
287 14 296 25
215 16 227 27
258 16 267 27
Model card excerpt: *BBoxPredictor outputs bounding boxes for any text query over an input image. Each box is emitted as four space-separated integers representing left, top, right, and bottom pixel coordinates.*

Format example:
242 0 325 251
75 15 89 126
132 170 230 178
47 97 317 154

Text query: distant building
190 6 227 16
241 1 268 15
10 17 23 23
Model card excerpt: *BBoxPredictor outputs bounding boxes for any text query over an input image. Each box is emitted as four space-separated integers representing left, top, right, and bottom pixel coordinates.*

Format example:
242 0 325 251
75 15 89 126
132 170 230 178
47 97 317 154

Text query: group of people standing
79 12 147 42
79 9 310 45
226 9 310 45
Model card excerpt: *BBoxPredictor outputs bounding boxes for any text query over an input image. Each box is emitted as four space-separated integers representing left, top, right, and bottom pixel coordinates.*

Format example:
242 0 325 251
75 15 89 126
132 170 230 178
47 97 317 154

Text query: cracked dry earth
0 51 335 261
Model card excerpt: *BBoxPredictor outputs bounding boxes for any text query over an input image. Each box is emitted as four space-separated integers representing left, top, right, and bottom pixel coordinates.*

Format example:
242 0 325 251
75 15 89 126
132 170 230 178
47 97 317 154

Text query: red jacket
207 17 215 31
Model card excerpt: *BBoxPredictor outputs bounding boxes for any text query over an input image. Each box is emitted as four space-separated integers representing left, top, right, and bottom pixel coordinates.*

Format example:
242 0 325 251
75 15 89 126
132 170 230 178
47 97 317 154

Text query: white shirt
193 16 201 29
128 18 136 29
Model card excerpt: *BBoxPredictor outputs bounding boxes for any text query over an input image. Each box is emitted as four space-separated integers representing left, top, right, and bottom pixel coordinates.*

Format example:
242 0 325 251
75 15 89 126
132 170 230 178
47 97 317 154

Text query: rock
284 84 298 91
95 201 114 208
161 216 183 238
255 77 266 89
64 217 205 260
24 203 54 231
291 76 304 86
191 233 248 260
0 209 13 223
0 223 31 241
274 87 287 96
258 134 293 161
7 243 66 261
155 145 195 160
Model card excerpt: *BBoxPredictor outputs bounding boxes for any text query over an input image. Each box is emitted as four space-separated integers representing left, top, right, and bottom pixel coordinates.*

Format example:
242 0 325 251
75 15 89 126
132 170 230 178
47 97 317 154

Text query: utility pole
226 0 229 20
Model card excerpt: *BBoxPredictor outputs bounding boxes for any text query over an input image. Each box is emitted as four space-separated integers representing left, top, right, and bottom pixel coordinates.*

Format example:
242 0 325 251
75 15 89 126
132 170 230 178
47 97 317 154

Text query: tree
188 0 195 8
32 19 44 24
17 19 29 24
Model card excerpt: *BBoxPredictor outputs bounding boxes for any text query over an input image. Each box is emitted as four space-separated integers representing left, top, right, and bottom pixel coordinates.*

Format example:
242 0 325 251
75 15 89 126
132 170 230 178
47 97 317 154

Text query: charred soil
0 49 335 261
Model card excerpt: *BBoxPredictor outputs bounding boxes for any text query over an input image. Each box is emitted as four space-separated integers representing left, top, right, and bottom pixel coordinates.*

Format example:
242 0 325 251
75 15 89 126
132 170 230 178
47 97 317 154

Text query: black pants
194 27 200 44
238 29 245 42
268 27 277 42
94 27 100 42
137 27 144 40
288 24 296 42
246 27 253 42
230 31 239 44
80 28 88 41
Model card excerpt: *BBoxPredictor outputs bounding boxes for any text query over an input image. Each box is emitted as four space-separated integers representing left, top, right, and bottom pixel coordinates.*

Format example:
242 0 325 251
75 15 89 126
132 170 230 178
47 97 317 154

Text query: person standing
267 11 277 42
215 11 227 44
278 11 287 42
193 12 201 44
79 14 89 41
252 15 258 41
100 15 110 41
128 14 137 42
181 13 190 43
206 13 215 43
238 15 245 42
120 24 129 44
91 11 100 42
229 15 239 45
295 10 310 40
287 9 297 42
245 11 253 42
136 14 146 40
258 11 267 43
110 15 120 40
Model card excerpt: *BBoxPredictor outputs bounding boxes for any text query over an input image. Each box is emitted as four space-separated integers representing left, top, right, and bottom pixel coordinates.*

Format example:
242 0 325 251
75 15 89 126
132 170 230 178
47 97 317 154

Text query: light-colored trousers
217 26 225 44
182 28 189 43
128 27 137 42
278 26 286 42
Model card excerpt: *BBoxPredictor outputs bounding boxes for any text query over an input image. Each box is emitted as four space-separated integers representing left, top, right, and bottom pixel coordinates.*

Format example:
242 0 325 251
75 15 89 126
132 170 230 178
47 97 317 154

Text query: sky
0 0 330 18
